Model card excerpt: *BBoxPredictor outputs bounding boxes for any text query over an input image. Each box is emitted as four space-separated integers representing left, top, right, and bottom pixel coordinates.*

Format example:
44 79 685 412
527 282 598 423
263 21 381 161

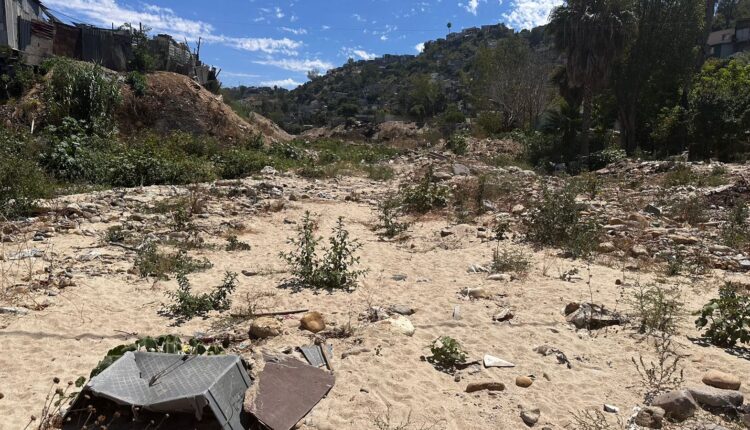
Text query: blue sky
41 0 561 88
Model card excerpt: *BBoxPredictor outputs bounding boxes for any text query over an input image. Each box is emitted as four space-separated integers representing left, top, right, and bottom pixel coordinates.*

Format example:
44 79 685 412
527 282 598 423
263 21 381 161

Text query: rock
389 304 415 316
440 228 454 237
465 381 505 393
598 242 616 253
687 385 744 408
300 311 326 333
603 404 619 413
391 274 407 281
487 273 512 281
564 303 626 330
464 287 492 299
452 163 471 176
521 407 540 427
483 354 515 368
434 171 452 181
0 307 29 316
630 245 650 257
516 376 533 388
260 166 277 175
492 308 514 322
652 389 698 422
387 315 415 336
670 234 699 245
467 264 490 273
249 317 283 339
702 369 742 390
634 406 665 429
645 204 662 216
511 204 525 215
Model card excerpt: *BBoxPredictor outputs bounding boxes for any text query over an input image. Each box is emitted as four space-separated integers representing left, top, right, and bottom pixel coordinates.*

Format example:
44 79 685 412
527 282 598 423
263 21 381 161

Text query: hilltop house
708 19 750 58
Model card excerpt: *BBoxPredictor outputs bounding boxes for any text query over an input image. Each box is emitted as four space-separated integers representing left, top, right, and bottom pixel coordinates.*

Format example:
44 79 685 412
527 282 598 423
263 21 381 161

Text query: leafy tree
406 74 446 121
688 58 750 160
549 0 635 158
612 0 704 155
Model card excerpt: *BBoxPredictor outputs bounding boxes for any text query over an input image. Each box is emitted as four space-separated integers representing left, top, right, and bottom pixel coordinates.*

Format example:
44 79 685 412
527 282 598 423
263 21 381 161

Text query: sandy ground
1 174 749 430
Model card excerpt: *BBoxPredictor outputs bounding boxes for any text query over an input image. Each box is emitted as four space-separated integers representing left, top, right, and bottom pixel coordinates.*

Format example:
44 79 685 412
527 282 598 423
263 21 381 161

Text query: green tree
548 0 636 159
612 0 704 155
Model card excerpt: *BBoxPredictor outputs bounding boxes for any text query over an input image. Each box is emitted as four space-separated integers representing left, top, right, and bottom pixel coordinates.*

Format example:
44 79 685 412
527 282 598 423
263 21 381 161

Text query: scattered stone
440 228 454 237
483 354 515 368
300 311 326 333
463 287 492 299
465 381 505 393
598 242 616 253
487 273 512 281
387 315 415 336
452 305 461 320
702 369 741 390
492 308 514 322
391 274 407 281
652 389 698 422
520 407 540 427
0 307 30 316
644 204 662 216
603 404 619 413
687 385 744 408
630 245 650 258
564 303 626 330
634 406 665 429
249 317 283 339
511 204 525 215
389 304 415 316
452 163 471 176
516 376 533 388
670 234 699 245
260 166 277 175
341 347 371 359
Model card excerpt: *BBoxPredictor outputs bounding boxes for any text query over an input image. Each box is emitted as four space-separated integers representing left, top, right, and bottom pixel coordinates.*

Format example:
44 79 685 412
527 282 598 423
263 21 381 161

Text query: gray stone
687 385 744 408
0 306 30 316
521 407 540 427
565 303 626 330
702 369 742 390
389 304 415 315
634 406 664 429
652 390 698 422
452 163 471 176
644 204 662 216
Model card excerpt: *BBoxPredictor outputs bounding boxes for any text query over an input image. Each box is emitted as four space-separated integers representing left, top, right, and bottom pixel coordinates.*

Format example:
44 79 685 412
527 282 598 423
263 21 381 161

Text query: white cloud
462 0 480 15
415 42 425 53
261 78 302 88
222 71 261 78
280 27 307 35
255 58 334 72
342 47 377 60
43 0 302 54
502 0 563 29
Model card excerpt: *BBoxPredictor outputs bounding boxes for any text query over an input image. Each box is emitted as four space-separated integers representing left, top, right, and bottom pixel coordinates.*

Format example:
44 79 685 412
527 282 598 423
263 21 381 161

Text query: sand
1 173 748 430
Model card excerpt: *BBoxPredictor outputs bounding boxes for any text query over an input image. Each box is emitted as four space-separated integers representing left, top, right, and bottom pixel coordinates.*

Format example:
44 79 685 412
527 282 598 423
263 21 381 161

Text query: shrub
696 283 750 347
446 132 468 155
44 58 122 131
399 168 450 214
375 194 410 239
281 213 366 291
491 245 532 276
126 71 148 97
428 336 467 372
668 196 708 225
631 284 683 336
0 64 37 99
722 200 749 251
525 184 599 258
134 243 212 280
225 235 252 251
165 271 238 321
366 165 395 181
0 153 52 218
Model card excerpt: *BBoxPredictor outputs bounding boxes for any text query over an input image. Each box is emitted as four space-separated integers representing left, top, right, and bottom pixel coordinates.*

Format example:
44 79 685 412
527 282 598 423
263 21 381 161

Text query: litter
300 344 334 369
63 352 251 430
245 355 335 430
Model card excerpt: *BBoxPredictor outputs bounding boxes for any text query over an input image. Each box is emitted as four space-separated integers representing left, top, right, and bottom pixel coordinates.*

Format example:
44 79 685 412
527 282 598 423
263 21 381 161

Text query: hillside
224 24 549 134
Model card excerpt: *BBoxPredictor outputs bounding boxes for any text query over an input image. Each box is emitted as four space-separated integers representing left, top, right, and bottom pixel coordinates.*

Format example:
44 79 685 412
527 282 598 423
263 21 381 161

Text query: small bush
225 235 252 251
525 184 600 258
281 213 366 291
428 336 467 372
722 200 750 251
126 71 148 97
668 196 708 225
446 132 468 155
0 153 52 218
134 243 212 280
663 164 728 188
399 168 450 214
165 271 238 321
375 194 410 239
631 284 683 336
491 245 532 276
696 283 750 347
366 165 395 181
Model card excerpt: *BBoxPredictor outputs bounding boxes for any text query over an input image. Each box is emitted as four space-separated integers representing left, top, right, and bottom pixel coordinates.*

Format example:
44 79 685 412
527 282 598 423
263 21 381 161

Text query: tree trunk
581 87 592 159
618 103 638 155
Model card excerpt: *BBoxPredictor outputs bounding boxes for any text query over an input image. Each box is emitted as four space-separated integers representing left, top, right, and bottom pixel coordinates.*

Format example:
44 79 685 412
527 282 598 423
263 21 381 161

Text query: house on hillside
708 19 750 58
0 0 56 64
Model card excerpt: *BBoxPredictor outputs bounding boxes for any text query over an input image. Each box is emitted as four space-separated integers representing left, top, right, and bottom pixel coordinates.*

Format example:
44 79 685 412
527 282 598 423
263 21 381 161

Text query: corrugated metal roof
708 29 735 46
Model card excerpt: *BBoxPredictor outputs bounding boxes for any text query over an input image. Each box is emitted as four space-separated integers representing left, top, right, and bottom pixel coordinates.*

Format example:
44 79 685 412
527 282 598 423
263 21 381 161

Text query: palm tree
548 0 635 159
447 22 453 34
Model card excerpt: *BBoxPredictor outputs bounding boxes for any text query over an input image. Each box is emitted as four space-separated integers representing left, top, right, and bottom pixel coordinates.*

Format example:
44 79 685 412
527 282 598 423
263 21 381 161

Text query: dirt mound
301 121 432 148
118 72 293 143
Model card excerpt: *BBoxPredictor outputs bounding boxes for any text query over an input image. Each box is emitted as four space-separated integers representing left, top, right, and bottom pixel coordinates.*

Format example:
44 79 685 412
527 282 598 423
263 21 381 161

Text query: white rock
483 354 515 368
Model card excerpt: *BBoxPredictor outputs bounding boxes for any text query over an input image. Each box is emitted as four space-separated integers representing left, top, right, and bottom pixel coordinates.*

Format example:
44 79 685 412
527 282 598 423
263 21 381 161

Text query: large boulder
652 390 698 422
702 369 742 390
687 385 744 409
